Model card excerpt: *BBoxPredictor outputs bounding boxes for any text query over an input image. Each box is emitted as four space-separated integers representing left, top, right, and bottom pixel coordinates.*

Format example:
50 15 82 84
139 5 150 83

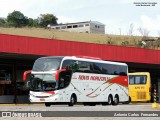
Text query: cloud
57 16 79 24
139 15 160 36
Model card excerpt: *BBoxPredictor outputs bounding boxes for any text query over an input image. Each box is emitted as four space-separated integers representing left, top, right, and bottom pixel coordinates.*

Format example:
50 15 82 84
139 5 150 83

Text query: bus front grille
137 92 146 99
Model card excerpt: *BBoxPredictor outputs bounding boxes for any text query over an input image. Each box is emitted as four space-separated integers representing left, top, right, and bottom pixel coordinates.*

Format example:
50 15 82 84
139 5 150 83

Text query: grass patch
0 27 143 47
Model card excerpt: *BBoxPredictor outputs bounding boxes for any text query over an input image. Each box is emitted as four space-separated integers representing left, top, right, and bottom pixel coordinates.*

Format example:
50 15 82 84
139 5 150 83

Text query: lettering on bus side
78 75 90 80
78 75 110 81
135 86 145 89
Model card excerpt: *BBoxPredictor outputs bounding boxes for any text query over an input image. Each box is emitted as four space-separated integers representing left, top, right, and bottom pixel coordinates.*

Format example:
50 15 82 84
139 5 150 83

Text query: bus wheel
112 95 119 105
68 94 77 106
45 103 51 107
107 95 113 105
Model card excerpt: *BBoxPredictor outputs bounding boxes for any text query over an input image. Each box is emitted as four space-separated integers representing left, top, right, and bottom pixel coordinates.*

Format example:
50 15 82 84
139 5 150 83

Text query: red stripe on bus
108 76 128 87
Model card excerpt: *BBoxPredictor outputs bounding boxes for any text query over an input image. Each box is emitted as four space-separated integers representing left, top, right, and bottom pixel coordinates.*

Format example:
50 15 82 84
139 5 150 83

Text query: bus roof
65 56 127 66
128 72 150 75
36 56 127 66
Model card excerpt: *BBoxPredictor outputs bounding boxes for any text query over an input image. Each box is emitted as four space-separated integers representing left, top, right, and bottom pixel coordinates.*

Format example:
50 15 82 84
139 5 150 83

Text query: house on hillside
50 21 105 34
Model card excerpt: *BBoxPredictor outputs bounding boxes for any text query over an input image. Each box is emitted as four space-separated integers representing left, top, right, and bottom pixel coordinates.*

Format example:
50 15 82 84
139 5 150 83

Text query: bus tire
112 95 119 105
107 95 113 105
68 94 77 106
45 103 51 107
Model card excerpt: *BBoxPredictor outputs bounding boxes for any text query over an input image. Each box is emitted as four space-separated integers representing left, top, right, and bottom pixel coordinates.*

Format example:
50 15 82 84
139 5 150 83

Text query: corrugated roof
53 21 105 26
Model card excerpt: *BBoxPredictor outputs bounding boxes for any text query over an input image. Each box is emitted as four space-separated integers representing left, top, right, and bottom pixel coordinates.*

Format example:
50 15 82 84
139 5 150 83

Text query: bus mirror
65 66 69 71
23 70 31 81
26 81 30 88
55 69 66 80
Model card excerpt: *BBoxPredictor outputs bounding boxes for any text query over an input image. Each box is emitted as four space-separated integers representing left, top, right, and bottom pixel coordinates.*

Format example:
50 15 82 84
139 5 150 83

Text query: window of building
78 24 84 27
85 24 89 26
61 26 66 29
73 25 78 28
95 25 100 28
67 26 72 28
56 27 60 29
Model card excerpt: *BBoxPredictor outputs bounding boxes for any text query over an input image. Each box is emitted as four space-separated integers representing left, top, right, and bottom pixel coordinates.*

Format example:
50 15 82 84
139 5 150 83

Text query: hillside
0 27 144 47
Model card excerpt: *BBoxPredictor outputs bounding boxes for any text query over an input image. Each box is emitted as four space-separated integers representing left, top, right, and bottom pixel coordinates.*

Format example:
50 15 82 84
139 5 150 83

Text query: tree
137 27 150 37
39 14 58 27
0 18 6 26
7 10 28 27
28 18 40 27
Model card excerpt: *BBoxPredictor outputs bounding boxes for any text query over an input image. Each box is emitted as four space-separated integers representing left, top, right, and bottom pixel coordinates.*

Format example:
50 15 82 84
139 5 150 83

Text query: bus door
58 70 72 102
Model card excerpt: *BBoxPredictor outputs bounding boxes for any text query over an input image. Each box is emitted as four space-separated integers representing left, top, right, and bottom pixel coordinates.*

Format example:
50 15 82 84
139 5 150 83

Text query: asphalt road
0 103 160 120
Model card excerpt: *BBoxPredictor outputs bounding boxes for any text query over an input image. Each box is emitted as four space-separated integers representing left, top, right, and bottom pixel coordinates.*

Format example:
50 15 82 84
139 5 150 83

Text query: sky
0 0 160 37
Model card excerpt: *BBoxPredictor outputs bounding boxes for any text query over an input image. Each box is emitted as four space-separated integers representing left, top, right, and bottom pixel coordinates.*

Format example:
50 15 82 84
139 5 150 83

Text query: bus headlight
50 93 58 97
30 93 36 97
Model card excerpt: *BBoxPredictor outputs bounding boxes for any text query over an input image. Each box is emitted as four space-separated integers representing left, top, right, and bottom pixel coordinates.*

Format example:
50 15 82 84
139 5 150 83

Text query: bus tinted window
62 60 73 69
129 75 147 84
135 76 146 84
92 63 102 74
129 76 134 84
61 59 127 76
77 61 90 72
101 64 127 76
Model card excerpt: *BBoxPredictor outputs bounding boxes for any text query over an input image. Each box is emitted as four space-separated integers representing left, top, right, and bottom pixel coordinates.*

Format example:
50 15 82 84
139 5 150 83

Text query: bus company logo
78 75 110 81
2 112 11 117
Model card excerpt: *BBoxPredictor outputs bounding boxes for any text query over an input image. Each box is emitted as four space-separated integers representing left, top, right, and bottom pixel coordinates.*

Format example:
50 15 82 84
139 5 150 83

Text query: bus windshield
32 57 62 71
129 75 147 84
30 74 58 91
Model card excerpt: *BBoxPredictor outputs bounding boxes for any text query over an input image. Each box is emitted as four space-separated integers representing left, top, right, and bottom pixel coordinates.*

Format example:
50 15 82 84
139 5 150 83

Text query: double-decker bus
128 72 151 102
23 56 129 107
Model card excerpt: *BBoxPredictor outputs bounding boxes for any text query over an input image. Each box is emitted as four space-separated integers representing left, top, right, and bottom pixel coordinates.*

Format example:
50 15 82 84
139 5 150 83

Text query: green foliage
121 41 129 46
7 10 29 27
28 18 40 27
0 18 6 26
0 18 5 25
1 11 59 28
39 14 58 27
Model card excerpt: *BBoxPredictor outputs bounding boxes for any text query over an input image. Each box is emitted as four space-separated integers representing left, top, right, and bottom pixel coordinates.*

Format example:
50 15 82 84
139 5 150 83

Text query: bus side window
140 76 146 84
129 76 134 84
92 63 102 74
62 60 73 69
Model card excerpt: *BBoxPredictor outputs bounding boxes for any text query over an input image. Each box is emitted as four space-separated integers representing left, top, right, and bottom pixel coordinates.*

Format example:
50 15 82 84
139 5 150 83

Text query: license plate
40 98 45 101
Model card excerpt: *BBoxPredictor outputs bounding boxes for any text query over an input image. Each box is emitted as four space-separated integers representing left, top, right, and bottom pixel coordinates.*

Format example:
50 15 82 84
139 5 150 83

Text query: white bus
23 56 129 107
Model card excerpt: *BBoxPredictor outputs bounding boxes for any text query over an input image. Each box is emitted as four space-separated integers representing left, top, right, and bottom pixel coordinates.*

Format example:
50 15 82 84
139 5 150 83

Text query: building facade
50 21 105 34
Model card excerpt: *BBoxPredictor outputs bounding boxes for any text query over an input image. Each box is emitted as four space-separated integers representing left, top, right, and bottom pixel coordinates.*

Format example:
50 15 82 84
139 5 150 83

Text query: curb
0 104 44 106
